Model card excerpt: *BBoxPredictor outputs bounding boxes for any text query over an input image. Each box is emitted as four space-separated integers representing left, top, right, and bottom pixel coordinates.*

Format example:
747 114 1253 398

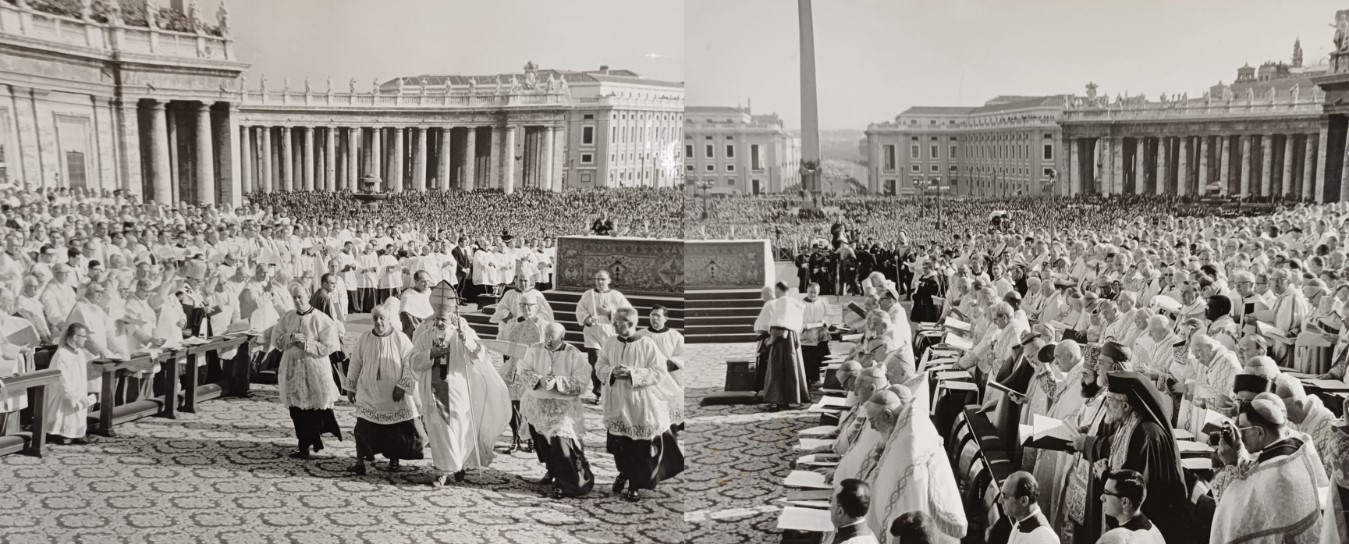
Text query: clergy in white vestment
397 271 434 338
519 322 595 499
821 368 889 486
43 323 98 445
498 290 550 453
636 304 686 435
343 302 423 476
857 387 967 541
410 303 511 487
1252 268 1310 368
40 263 77 336
577 270 631 402
596 306 683 502
490 277 556 325
1210 393 1336 543
273 283 344 459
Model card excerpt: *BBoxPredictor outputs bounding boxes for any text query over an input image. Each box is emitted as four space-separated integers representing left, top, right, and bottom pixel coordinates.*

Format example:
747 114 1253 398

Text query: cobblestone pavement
0 312 685 544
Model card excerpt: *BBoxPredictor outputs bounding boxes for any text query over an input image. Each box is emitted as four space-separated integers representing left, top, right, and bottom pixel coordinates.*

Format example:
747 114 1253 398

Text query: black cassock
1084 419 1193 544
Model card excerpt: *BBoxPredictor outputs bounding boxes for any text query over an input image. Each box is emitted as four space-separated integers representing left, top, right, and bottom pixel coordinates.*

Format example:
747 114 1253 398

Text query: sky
686 0 1346 130
216 0 683 90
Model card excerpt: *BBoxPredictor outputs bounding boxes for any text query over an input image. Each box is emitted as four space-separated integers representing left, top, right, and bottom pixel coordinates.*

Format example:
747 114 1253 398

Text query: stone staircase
464 290 685 345
684 289 763 344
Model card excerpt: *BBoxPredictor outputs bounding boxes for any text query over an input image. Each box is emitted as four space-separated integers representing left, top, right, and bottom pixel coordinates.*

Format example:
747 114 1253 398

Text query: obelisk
798 0 821 208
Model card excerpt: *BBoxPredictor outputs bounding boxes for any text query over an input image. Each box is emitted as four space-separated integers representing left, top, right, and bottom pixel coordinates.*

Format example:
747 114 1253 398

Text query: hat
1151 294 1182 314
1233 374 1275 395
1036 343 1058 363
1248 392 1288 426
1100 340 1131 365
1003 291 1022 304
1106 371 1175 439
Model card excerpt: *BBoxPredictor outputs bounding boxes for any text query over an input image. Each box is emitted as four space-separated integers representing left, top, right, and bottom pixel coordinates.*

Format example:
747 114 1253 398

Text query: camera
1207 426 1235 447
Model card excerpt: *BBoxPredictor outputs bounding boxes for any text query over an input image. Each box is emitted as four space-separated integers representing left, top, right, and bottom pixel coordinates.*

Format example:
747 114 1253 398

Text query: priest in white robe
43 323 97 445
519 322 594 499
577 269 630 402
596 306 683 502
411 303 511 486
636 304 686 435
860 387 967 541
344 302 423 476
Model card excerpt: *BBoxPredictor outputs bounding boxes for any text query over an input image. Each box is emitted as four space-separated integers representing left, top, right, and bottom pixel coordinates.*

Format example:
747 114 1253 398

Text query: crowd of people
749 193 1349 543
0 184 685 501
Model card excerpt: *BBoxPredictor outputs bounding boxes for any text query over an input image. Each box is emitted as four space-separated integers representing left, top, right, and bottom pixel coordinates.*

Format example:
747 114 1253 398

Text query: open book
943 333 973 351
1024 414 1078 451
783 470 832 489
1255 321 1289 343
1302 378 1349 392
777 506 833 532
943 317 972 332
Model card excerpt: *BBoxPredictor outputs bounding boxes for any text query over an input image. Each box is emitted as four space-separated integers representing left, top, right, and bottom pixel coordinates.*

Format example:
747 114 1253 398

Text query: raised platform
466 290 684 344
684 239 772 344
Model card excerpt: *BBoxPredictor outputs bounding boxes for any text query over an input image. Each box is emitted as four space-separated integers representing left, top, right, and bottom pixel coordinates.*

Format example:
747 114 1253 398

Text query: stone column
324 127 337 192
1303 134 1317 201
389 127 405 192
219 105 241 208
1239 134 1251 197
193 103 215 205
542 126 556 192
551 126 565 191
1218 135 1230 196
1196 136 1209 196
463 127 477 191
1156 137 1168 195
502 125 517 195
240 126 253 195
413 127 427 191
280 127 293 191
147 100 172 203
1317 124 1330 203
1261 135 1274 197
300 126 314 191
371 128 383 184
1067 138 1080 196
1176 137 1189 196
259 127 272 193
490 126 502 191
1134 138 1146 195
1282 133 1295 199
346 127 359 190
436 127 452 191
1112 137 1124 194
118 101 144 199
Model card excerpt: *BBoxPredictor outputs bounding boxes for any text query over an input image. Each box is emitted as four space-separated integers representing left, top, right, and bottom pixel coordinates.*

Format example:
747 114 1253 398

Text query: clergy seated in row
955 301 1028 392
344 302 423 475
491 277 555 325
636 305 685 436
1209 392 1339 543
827 387 966 541
753 282 810 410
596 306 683 502
518 323 594 499
1068 372 1193 543
814 367 890 481
497 291 550 454
411 303 511 487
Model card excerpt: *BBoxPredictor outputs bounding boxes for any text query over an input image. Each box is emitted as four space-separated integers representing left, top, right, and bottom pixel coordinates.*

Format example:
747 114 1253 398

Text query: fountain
352 174 389 209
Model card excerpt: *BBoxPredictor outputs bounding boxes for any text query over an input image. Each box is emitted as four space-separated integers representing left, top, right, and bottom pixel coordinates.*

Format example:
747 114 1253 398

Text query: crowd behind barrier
755 193 1349 543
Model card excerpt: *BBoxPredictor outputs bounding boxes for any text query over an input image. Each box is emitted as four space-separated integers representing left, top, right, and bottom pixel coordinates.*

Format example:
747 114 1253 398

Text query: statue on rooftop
523 61 539 90
283 77 290 94
216 0 230 34
509 74 521 93
1292 83 1301 103
349 78 356 95
80 0 92 21
304 77 311 95
372 78 380 94
260 73 268 94
494 75 503 94
188 0 202 30
325 76 332 94
468 77 478 95
107 0 123 26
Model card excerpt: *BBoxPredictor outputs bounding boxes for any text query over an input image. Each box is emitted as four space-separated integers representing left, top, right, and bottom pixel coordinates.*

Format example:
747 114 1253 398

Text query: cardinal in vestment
411 304 511 486
519 323 594 499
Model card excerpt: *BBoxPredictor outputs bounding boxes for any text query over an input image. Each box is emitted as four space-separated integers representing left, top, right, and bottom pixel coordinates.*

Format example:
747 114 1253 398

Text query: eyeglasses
1101 489 1122 498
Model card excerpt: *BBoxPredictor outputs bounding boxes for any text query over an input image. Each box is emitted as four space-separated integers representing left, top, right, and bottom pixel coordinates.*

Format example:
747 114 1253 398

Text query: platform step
699 391 762 406
686 307 762 318
685 289 764 302
686 333 760 344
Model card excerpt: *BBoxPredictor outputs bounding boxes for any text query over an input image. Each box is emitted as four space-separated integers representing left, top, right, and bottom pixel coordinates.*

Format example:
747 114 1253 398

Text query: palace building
683 105 801 195
0 1 684 207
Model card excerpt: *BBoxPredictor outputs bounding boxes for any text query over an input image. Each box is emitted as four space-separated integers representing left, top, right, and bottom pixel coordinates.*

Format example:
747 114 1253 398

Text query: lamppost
1044 168 1058 197
696 179 714 220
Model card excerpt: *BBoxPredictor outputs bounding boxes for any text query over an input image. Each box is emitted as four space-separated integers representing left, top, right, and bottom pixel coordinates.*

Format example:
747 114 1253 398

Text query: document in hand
943 317 972 332
796 454 841 468
943 333 973 351
798 425 839 438
777 506 834 533
783 470 832 489
1303 378 1349 392
1255 321 1288 342
0 315 38 348
1026 414 1077 451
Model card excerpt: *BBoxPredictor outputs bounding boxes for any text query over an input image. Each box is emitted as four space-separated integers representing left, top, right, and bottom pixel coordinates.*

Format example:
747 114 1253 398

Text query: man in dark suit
590 212 614 236
451 237 473 303
795 248 812 293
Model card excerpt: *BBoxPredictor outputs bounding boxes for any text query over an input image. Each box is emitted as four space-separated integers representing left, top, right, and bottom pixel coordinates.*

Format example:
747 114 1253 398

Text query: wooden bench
0 369 62 457
177 335 252 413
92 352 179 437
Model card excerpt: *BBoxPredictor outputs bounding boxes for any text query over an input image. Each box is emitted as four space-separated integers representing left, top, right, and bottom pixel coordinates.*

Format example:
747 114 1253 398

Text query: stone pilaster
502 125 517 195
1176 137 1189 196
1282 134 1295 199
1303 134 1316 201
147 100 172 204
389 127 405 192
436 127 452 191
280 126 293 191
1156 137 1168 195
1239 134 1251 197
1317 124 1330 203
371 127 382 184
1196 136 1209 196
463 127 477 191
1134 138 1146 195
118 101 144 199
1261 134 1273 197
542 126 555 192
259 127 273 193
240 126 253 195
346 127 359 190
412 127 427 191
1218 136 1230 196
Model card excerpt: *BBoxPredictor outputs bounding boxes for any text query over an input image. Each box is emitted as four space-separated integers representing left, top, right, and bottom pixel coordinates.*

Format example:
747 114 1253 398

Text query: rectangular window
583 126 595 145
581 153 593 164
751 145 762 170
1043 143 1053 161
583 114 594 120
685 144 694 157
685 164 694 172
705 145 714 158
930 145 939 159
726 179 734 186
726 145 735 158
883 145 897 170
611 127 617 141
580 172 592 182
909 145 919 159
930 164 939 173
950 145 957 159
910 164 920 172
706 164 714 172
726 164 736 172
1043 167 1055 178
